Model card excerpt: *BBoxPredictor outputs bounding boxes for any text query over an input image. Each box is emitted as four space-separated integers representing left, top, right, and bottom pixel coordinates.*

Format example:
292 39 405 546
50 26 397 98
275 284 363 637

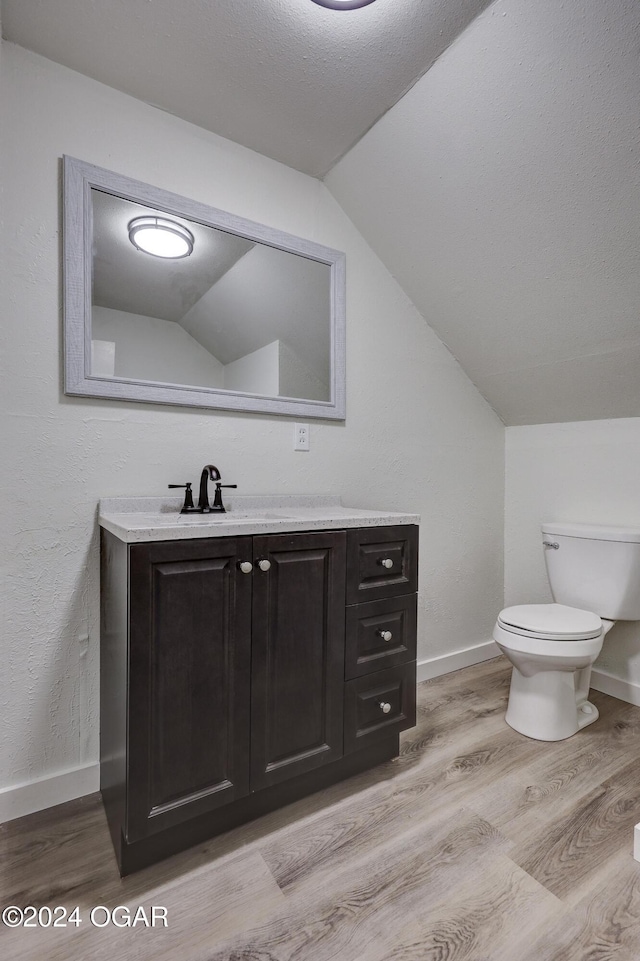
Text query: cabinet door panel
251 531 346 789
127 537 252 840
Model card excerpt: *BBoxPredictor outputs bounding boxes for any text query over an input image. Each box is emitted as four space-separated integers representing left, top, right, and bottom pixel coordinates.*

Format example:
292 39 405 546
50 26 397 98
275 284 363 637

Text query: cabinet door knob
379 701 392 714
238 561 253 574
379 558 394 569
377 630 393 641
257 559 271 572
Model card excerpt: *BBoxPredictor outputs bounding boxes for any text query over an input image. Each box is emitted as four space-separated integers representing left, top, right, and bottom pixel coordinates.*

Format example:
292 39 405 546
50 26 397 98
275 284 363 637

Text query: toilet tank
542 522 640 620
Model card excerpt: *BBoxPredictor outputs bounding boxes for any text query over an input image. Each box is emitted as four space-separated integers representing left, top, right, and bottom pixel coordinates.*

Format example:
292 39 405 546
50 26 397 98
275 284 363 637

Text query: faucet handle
211 482 237 513
168 482 197 513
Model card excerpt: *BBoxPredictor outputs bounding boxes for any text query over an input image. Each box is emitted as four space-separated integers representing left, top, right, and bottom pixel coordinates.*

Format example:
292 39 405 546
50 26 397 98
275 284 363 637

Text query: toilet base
505 666 599 741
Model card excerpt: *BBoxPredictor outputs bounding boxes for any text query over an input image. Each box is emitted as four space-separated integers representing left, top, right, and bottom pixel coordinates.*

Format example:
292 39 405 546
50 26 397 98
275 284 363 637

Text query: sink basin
176 511 294 524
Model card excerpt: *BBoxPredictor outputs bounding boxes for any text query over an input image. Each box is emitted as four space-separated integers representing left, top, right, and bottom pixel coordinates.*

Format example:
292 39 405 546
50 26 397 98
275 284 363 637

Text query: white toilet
494 521 640 741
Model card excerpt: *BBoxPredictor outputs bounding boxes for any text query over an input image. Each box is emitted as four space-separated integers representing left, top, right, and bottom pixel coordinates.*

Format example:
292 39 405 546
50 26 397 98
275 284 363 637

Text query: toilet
494 521 640 741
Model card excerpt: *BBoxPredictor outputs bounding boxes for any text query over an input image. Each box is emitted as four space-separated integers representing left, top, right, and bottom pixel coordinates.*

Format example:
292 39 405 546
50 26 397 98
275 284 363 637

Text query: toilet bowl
493 603 612 740
494 521 640 742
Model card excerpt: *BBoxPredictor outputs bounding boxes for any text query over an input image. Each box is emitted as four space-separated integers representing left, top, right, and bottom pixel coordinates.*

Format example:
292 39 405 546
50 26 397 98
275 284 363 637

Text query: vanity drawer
346 525 418 604
344 663 416 755
345 594 417 679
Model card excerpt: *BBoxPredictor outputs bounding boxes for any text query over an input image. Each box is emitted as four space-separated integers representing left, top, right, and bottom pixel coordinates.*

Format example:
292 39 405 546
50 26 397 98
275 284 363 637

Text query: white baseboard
417 648 640 708
2 662 631 827
0 763 99 824
591 669 640 707
417 640 500 683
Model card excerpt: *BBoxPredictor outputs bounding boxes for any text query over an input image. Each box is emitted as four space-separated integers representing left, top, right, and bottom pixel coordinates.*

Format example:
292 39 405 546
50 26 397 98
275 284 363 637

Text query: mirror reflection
90 190 332 401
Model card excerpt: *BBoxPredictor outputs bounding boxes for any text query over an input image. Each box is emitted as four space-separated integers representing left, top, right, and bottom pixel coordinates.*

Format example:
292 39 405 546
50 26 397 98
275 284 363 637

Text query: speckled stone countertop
99 494 420 544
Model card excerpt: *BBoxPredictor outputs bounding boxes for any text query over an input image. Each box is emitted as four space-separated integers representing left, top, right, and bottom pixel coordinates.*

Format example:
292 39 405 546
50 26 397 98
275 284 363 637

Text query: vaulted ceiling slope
0 0 492 179
5 0 640 427
327 0 640 426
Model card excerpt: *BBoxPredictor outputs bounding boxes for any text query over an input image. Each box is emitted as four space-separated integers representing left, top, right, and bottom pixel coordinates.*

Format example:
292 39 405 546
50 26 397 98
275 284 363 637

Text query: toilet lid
498 603 602 640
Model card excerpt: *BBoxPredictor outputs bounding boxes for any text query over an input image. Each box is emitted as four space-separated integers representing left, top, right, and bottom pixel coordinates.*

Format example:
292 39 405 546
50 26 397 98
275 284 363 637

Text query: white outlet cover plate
294 423 310 451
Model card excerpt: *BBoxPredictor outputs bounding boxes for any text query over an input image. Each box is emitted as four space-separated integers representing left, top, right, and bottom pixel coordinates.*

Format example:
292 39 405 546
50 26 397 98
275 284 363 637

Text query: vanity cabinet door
250 530 346 790
126 537 252 841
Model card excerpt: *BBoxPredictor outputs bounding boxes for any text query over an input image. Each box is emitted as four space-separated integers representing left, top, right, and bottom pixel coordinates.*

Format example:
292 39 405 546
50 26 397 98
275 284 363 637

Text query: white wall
0 42 504 820
505 418 640 702
278 341 328 403
326 0 640 428
92 307 224 388
223 341 280 396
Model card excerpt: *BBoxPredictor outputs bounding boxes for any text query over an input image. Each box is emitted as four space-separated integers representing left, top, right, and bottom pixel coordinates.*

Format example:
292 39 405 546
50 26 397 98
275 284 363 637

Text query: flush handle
543 541 559 550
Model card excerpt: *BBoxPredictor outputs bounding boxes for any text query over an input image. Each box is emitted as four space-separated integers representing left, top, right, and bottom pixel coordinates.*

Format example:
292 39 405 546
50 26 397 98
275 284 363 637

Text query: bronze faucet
169 464 236 513
198 464 237 513
198 464 221 511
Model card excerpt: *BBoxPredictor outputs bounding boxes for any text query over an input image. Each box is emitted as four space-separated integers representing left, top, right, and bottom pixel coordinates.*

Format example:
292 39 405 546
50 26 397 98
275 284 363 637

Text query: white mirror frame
63 156 346 419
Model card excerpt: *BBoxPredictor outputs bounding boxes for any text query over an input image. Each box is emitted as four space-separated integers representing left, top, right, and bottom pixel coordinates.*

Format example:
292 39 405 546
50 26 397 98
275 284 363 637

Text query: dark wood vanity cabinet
100 524 418 874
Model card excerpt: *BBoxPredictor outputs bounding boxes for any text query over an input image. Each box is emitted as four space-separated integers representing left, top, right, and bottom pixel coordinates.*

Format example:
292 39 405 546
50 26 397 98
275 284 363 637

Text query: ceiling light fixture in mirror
128 216 194 259
63 156 346 419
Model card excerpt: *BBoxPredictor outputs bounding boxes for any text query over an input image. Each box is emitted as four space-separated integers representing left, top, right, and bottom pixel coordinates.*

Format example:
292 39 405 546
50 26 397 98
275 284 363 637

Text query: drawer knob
379 558 394 569
379 701 392 714
257 558 271 572
377 630 393 641
238 561 253 574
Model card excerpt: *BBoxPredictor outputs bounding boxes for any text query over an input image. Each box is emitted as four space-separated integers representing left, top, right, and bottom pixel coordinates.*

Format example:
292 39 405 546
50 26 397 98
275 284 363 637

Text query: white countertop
99 494 420 544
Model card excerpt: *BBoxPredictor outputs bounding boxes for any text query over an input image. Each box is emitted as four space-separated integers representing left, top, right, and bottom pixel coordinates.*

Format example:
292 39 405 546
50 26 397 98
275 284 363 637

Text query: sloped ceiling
327 0 640 426
4 0 640 426
0 0 492 178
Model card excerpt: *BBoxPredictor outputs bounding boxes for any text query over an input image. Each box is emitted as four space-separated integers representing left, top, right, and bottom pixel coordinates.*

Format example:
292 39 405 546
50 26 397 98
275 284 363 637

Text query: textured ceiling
0 0 492 178
327 0 640 425
4 0 640 426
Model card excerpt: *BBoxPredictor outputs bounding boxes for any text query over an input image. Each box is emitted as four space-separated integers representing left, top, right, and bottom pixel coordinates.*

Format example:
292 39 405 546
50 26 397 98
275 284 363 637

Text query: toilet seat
494 603 604 661
498 603 602 641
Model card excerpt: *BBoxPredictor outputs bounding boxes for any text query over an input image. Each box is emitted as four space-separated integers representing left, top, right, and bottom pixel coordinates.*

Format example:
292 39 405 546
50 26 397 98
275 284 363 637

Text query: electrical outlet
294 423 310 451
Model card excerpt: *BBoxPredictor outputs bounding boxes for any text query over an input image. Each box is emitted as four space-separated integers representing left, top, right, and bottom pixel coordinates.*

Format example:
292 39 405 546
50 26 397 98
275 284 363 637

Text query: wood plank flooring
3 656 640 960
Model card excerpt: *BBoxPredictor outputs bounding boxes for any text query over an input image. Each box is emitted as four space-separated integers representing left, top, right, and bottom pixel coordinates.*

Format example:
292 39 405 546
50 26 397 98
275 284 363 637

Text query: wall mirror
63 156 345 419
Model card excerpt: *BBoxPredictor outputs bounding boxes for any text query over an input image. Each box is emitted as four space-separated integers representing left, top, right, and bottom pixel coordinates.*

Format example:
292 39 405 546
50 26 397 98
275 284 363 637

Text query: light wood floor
3 657 640 960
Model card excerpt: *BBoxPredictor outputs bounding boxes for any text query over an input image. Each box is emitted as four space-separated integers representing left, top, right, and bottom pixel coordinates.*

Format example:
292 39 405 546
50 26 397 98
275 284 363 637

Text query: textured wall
327 0 640 426
505 419 640 688
0 43 504 810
